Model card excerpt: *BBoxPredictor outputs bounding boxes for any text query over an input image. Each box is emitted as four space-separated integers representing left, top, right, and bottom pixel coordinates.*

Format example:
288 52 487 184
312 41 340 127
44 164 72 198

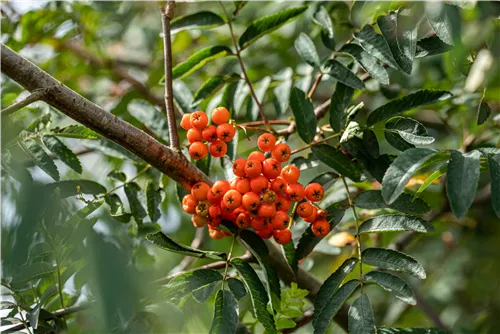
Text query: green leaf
277 318 297 329
239 230 280 311
329 83 354 133
488 154 500 218
426 2 461 45
446 150 481 218
172 46 233 80
246 76 271 121
382 148 437 204
385 117 435 151
12 262 55 287
107 170 127 182
104 194 132 223
340 121 362 143
290 87 317 144
313 258 358 329
414 163 448 199
364 271 415 305
311 144 362 182
362 248 426 279
44 180 106 198
51 125 99 139
228 278 247 300
41 135 82 174
64 201 103 227
342 44 389 85
147 231 226 260
348 294 376 334
354 190 430 215
362 129 380 159
173 81 196 114
273 68 293 116
1 150 33 183
354 25 400 70
192 74 241 106
313 280 360 334
233 1 248 15
127 100 169 141
377 9 419 75
312 6 334 39
477 101 491 125
164 269 223 300
124 182 147 221
83 139 143 161
209 290 239 334
30 285 58 329
310 172 339 191
367 90 452 126
377 328 450 334
238 6 308 49
146 181 162 223
358 214 435 234
19 139 59 181
192 282 218 303
415 36 453 58
230 258 277 333
171 11 225 33
294 33 321 68
323 59 365 90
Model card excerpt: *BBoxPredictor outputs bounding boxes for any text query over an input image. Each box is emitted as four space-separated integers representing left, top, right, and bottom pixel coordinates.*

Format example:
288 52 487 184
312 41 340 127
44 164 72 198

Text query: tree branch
1 88 50 117
160 1 181 150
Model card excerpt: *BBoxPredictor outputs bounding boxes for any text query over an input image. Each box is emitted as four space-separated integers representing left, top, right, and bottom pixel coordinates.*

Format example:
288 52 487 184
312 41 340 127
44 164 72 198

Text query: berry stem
287 201 299 229
290 133 342 155
159 1 181 150
219 1 271 131
222 232 237 287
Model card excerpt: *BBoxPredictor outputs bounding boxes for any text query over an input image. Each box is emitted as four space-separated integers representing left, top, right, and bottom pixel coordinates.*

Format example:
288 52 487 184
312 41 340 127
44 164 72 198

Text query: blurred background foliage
1 1 499 333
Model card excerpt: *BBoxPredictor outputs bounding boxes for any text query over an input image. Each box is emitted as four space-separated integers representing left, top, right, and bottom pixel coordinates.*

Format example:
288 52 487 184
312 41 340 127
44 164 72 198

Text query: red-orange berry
275 196 291 212
209 140 227 158
245 159 262 178
305 183 324 202
262 158 282 180
202 125 218 142
207 189 220 204
232 158 247 177
187 128 203 144
209 205 222 219
271 143 291 163
250 175 269 194
192 215 208 228
182 204 196 214
208 216 221 228
317 210 328 220
190 110 208 130
271 211 290 230
223 189 242 210
262 190 277 204
286 183 305 202
209 227 224 240
234 177 251 194
189 141 208 160
304 206 318 223
248 151 266 162
257 133 277 152
270 178 287 195
256 222 274 239
180 114 193 130
211 106 230 125
182 193 198 208
281 165 300 184
195 200 210 217
273 228 292 244
191 182 210 201
235 212 251 229
250 217 268 231
216 123 236 142
242 192 261 210
258 203 276 218
312 219 330 237
221 209 237 222
212 180 231 200
297 202 314 218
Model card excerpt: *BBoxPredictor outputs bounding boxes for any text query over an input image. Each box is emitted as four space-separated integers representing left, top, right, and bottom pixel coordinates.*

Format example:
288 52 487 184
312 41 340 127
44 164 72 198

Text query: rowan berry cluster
180 107 236 160
180 127 331 243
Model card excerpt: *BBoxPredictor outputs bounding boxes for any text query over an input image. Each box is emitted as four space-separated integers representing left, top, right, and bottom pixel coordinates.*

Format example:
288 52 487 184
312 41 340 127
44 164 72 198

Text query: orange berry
189 141 208 160
223 189 242 210
273 228 292 244
248 151 266 162
281 165 300 184
182 204 196 214
187 128 203 144
190 110 208 130
262 158 282 180
234 177 251 194
216 123 236 142
202 125 218 142
212 180 231 200
304 206 318 223
271 143 291 163
271 211 290 230
258 203 276 218
317 210 328 220
232 158 247 177
286 183 305 202
182 193 198 207
209 204 222 219
211 106 231 125
192 215 208 228
242 192 261 210
235 212 251 229
275 196 291 212
245 159 262 178
262 190 277 204
221 209 237 222
191 182 210 201
297 202 314 218
256 222 274 239
250 175 269 194
257 133 277 152
312 219 330 237
209 227 224 240
305 183 324 202
195 200 210 217
180 114 193 130
270 178 287 195
207 189 220 204
208 216 221 228
250 217 268 231
209 140 227 158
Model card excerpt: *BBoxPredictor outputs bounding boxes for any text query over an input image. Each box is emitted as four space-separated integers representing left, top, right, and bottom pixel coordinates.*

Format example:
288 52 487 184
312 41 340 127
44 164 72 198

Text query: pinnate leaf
362 248 426 279
364 271 415 305
348 294 376 334
290 87 317 144
358 214 434 234
209 290 238 334
147 231 226 260
171 11 225 33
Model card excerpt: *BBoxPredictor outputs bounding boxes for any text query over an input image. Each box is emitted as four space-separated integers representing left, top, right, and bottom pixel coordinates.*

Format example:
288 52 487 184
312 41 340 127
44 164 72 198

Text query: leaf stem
290 133 342 155
307 73 323 99
101 165 151 197
1 88 50 117
222 233 237 287
219 1 270 130
159 1 181 150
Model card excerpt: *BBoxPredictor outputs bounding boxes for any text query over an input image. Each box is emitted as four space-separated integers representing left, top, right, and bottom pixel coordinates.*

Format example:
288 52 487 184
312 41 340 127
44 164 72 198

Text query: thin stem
308 73 323 99
55 256 65 309
1 88 50 117
238 120 291 127
290 133 342 155
101 165 151 197
18 311 33 334
219 1 270 130
288 202 299 229
222 234 237 287
342 177 363 289
160 1 180 150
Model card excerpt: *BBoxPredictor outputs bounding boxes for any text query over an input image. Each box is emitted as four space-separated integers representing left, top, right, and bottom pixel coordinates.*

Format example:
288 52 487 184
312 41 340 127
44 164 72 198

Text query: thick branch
1 44 208 189
1 88 49 117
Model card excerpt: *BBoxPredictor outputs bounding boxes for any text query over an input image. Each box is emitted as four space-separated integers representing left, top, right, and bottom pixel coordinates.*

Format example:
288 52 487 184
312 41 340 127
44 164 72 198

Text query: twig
160 1 181 150
1 88 50 117
219 1 269 129
308 73 323 99
290 133 342 155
